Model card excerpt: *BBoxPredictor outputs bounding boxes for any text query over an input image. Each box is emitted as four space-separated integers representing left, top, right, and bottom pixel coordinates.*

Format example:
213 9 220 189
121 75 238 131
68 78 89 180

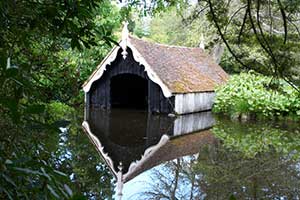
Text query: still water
76 108 300 199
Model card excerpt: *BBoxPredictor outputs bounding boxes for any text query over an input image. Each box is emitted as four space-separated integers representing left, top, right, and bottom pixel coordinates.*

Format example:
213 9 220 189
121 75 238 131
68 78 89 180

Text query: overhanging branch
207 0 248 69
277 0 288 44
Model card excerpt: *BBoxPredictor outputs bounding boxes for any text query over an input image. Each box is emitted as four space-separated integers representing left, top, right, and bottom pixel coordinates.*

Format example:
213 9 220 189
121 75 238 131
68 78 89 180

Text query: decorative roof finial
199 34 205 49
120 22 129 59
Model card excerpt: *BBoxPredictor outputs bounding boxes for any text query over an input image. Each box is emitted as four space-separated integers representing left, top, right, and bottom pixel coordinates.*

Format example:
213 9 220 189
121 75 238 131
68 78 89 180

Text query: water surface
80 108 300 199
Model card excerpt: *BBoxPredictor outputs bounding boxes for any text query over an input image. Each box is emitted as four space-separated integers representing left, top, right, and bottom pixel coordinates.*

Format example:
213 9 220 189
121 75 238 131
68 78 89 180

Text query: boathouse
82 23 228 114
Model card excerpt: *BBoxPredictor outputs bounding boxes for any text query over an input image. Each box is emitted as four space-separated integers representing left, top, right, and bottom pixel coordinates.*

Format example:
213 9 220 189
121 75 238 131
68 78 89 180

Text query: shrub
213 72 300 119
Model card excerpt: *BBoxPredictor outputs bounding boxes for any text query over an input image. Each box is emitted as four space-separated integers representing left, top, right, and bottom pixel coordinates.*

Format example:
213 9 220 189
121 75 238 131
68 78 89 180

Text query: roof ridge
129 35 203 50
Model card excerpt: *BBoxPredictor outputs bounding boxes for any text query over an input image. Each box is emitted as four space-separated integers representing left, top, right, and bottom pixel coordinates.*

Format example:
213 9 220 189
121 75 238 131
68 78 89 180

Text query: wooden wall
88 48 174 113
174 92 215 114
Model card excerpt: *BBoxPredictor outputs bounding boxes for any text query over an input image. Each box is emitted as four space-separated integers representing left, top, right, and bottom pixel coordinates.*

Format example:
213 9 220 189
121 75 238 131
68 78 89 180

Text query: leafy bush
213 72 300 119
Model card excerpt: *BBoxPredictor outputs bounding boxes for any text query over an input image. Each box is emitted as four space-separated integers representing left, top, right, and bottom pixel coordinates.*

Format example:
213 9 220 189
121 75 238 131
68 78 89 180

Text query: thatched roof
83 23 228 96
129 36 228 93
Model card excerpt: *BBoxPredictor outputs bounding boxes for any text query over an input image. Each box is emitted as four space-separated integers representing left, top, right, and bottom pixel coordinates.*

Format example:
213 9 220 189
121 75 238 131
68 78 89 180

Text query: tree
130 0 300 91
133 5 222 61
0 0 122 198
0 0 122 118
205 0 300 91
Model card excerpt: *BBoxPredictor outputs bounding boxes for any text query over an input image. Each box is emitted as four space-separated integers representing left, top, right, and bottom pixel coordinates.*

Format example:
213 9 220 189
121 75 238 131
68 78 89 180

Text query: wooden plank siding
88 48 174 114
174 92 215 114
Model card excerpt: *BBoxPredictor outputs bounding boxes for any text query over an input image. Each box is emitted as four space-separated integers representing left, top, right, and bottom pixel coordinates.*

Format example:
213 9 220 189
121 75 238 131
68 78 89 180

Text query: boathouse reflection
82 109 216 183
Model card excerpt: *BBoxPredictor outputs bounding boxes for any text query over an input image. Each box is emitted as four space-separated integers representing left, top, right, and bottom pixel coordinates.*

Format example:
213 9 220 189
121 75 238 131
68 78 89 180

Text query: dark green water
52 108 300 199
79 108 300 199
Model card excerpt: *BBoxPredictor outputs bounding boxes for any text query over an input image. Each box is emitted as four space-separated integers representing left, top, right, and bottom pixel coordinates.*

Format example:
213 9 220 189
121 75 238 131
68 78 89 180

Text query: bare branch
224 5 248 34
247 0 278 75
277 0 288 44
183 5 209 25
282 76 300 93
238 7 249 44
207 0 249 69
287 17 300 39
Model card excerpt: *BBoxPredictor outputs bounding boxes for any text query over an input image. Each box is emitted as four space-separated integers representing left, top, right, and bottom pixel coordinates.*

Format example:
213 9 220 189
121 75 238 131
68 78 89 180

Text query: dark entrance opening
110 74 148 110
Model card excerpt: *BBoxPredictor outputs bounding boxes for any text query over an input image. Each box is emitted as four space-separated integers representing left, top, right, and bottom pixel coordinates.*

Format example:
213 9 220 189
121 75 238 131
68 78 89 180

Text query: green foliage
206 0 300 89
134 6 218 48
0 108 70 199
213 72 300 119
46 101 75 127
212 118 300 158
0 0 120 198
0 105 114 199
0 0 122 120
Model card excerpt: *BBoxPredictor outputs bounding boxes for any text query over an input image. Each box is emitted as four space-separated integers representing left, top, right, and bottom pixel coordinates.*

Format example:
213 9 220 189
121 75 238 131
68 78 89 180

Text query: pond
74 108 300 199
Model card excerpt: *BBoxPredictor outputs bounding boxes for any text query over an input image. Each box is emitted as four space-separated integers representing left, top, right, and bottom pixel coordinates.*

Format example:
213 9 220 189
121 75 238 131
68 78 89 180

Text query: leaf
0 98 20 122
229 194 236 200
0 187 14 200
2 174 16 187
40 167 51 181
103 36 119 47
53 170 67 177
64 184 73 196
5 67 18 78
5 159 13 165
0 98 18 111
13 167 43 176
47 184 60 199
71 38 82 50
69 194 86 200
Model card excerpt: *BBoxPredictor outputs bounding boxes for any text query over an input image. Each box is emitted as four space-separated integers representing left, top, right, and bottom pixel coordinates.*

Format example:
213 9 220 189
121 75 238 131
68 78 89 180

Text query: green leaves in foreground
0 158 73 199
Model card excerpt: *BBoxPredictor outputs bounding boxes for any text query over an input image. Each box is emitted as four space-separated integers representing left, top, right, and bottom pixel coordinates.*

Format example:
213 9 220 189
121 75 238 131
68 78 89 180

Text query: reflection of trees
136 124 300 200
0 110 114 199
195 119 300 199
137 145 300 200
136 156 204 200
52 117 115 199
212 118 300 158
196 144 300 199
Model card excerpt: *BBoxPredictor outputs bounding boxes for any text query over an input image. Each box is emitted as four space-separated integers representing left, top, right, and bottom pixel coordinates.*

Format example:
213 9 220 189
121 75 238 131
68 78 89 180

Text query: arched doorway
110 74 148 110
